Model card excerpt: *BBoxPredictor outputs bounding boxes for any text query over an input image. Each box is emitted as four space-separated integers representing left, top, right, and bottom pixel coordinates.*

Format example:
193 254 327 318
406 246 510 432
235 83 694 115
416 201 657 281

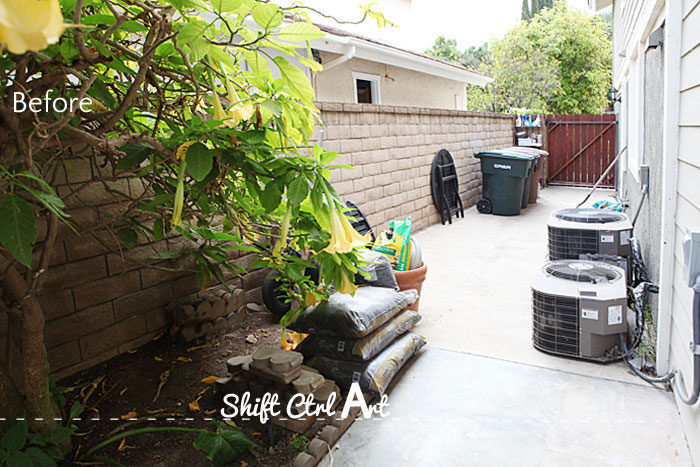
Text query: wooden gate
545 114 617 187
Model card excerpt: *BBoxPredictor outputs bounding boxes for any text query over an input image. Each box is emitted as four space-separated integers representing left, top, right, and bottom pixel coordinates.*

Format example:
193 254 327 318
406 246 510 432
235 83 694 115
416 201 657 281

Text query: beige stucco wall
313 52 468 110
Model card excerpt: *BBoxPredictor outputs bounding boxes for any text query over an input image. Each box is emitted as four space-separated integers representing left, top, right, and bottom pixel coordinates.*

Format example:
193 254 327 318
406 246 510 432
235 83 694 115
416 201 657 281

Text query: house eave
309 34 493 87
588 0 612 11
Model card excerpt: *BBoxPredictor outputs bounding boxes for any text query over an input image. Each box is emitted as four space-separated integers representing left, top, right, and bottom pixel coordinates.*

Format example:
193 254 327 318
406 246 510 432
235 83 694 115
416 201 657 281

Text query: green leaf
6 450 33 467
252 3 282 30
1 421 28 451
59 41 79 62
117 143 153 170
276 22 325 42
185 143 213 182
116 228 137 248
0 196 36 267
272 56 315 107
152 218 164 242
69 401 84 421
211 0 250 14
208 262 226 285
81 14 116 25
45 427 72 446
108 57 136 76
260 99 282 116
89 79 116 109
260 181 282 212
206 45 235 70
25 447 57 467
193 421 256 467
287 176 308 206
242 50 269 76
177 20 210 44
189 38 211 62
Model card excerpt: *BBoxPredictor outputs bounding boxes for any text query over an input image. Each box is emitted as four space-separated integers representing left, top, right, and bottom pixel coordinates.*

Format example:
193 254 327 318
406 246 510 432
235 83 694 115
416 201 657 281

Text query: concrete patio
321 186 692 466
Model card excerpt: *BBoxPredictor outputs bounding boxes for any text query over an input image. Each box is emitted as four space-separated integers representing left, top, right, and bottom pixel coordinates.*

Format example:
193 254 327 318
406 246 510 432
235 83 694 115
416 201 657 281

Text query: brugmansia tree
0 0 381 436
468 1 612 114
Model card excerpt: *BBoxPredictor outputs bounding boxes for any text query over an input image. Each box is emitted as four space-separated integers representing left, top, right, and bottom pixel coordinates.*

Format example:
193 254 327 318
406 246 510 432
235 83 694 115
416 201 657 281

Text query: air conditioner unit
531 260 627 362
547 208 633 261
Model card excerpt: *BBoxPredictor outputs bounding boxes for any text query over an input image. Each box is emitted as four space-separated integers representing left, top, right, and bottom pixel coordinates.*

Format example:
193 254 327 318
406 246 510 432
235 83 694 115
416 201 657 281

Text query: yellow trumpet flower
223 76 254 128
323 208 371 254
337 269 358 295
0 0 66 54
210 90 227 122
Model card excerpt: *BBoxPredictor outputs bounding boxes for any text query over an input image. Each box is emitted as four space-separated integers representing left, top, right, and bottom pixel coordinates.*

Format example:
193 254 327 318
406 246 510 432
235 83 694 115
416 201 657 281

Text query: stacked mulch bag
289 251 426 397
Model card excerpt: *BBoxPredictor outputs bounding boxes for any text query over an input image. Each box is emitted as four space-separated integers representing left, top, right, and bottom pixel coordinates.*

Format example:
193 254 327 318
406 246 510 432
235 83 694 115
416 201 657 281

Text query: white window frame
352 72 381 104
626 49 645 182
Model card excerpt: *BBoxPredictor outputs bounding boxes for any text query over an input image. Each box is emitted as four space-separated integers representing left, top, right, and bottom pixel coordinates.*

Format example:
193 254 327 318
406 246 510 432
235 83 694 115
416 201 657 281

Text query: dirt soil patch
58 310 321 466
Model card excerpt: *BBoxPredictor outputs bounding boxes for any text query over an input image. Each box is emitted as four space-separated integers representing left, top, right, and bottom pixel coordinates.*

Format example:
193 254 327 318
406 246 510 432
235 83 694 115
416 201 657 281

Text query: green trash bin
505 147 547 204
519 155 535 210
474 149 534 216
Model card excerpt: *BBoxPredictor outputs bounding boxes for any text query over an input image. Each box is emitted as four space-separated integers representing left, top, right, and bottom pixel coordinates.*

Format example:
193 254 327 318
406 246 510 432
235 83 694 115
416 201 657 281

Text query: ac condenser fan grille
554 208 627 224
548 226 598 260
532 290 578 356
544 261 622 283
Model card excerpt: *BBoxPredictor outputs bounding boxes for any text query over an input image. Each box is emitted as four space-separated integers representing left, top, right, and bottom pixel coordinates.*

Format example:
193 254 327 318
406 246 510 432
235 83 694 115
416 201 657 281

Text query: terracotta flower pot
394 262 427 312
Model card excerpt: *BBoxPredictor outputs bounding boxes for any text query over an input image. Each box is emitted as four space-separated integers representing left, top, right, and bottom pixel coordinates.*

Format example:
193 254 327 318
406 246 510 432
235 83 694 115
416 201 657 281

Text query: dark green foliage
521 0 531 21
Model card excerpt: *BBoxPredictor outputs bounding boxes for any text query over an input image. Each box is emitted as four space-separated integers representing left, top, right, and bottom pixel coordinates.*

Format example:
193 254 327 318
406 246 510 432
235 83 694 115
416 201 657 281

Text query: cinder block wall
1 104 513 382
314 103 514 232
0 157 266 383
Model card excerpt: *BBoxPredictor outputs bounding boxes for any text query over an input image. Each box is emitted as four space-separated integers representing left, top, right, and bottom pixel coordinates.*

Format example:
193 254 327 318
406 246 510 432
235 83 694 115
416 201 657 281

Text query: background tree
468 1 612 113
425 36 489 70
522 0 531 21
424 35 465 65
463 43 491 70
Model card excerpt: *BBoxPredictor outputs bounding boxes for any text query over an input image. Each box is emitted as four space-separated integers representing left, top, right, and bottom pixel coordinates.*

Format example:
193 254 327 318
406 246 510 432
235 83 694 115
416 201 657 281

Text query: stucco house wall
314 52 468 110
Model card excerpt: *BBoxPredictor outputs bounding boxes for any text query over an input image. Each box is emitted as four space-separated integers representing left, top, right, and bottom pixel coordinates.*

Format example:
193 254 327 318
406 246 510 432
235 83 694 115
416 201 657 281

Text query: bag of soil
296 309 421 361
308 333 426 397
289 286 418 338
355 250 399 290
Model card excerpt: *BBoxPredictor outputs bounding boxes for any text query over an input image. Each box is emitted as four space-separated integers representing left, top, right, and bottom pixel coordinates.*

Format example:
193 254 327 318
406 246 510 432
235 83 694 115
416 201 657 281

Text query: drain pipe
631 184 648 227
673 278 700 405
321 45 356 72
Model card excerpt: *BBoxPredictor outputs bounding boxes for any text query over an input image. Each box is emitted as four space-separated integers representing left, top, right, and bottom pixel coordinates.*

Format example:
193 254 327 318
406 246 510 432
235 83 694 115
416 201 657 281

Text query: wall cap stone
315 101 512 120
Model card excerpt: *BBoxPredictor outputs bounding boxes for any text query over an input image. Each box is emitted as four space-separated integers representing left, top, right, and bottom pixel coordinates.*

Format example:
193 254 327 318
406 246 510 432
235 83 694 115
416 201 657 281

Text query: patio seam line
425 345 668 391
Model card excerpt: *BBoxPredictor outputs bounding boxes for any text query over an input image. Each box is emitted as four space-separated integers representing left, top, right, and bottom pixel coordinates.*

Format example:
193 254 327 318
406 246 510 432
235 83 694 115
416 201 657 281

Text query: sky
285 0 595 53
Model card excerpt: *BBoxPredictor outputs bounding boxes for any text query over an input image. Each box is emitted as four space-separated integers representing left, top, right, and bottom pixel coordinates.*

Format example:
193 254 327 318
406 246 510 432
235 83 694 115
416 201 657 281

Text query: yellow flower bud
175 141 196 161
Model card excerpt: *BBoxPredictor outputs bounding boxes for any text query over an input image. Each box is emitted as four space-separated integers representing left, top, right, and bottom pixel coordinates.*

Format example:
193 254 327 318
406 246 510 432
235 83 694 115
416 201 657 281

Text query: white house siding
609 0 700 461
313 52 468 110
670 0 700 459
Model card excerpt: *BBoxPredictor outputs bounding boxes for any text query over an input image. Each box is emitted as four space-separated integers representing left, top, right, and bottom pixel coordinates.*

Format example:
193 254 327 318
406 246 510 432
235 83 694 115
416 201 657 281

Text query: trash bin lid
475 149 536 160
504 146 548 157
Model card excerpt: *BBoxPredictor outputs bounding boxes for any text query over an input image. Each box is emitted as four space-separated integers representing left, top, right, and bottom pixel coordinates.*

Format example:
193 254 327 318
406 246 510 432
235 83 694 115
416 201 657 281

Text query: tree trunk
0 213 60 433
0 363 24 431
0 257 59 432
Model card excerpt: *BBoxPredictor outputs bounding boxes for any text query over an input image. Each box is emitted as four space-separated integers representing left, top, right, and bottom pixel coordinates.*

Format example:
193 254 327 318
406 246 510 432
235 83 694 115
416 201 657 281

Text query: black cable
619 334 675 385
